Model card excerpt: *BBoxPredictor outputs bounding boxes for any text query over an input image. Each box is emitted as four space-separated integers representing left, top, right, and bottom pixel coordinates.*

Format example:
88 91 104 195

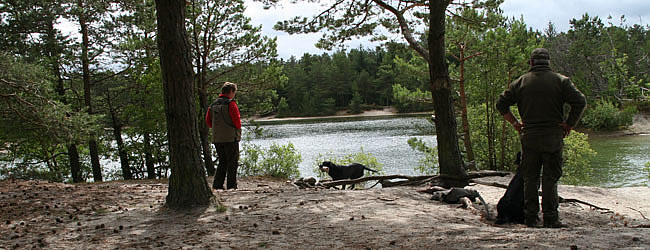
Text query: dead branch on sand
471 179 611 211
318 171 511 188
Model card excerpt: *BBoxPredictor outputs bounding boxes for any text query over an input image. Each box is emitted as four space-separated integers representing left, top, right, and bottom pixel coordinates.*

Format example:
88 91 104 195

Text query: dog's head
318 161 334 173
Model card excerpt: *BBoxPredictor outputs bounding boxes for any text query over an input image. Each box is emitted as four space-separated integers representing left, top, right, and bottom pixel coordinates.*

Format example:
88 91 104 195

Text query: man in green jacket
496 48 586 228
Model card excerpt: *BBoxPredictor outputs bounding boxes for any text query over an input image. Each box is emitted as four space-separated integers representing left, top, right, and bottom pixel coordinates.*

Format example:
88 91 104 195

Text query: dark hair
221 82 237 94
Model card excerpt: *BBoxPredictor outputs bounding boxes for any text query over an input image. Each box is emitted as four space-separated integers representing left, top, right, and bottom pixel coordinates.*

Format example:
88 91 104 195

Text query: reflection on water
246 116 435 178
586 135 650 187
247 117 650 188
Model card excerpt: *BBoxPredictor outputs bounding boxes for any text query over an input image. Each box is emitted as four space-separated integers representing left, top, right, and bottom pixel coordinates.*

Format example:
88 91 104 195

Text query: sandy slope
1 176 648 249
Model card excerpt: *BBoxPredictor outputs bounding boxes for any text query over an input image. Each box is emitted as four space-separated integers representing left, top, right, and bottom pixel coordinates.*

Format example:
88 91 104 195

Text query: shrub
392 84 433 113
348 92 363 114
624 84 643 101
466 104 521 171
637 99 650 112
407 138 438 174
581 99 635 130
239 142 301 179
561 131 597 185
276 97 290 118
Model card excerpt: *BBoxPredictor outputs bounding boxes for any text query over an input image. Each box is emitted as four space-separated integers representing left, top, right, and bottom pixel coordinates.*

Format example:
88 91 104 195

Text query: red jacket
205 94 241 129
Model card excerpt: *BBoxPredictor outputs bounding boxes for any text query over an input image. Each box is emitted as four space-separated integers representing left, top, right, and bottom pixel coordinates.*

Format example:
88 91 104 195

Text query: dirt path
1 176 649 249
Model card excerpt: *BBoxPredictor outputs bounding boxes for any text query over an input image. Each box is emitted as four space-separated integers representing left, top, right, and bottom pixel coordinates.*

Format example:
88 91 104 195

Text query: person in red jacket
206 82 241 190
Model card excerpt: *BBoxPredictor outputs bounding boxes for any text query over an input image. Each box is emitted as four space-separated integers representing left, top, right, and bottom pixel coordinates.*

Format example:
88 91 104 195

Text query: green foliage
0 54 100 181
348 91 363 114
467 104 521 171
215 203 228 213
561 131 597 185
276 97 290 118
645 162 650 181
624 84 643 100
312 148 384 180
391 84 433 113
581 99 634 130
239 142 302 179
637 99 650 112
407 138 439 175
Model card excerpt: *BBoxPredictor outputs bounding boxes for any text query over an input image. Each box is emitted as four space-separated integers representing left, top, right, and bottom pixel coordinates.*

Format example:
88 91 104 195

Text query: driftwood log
319 171 511 188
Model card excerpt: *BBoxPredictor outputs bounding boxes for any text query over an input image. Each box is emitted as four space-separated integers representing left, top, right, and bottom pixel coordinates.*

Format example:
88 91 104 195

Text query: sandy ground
2 111 648 249
1 176 649 249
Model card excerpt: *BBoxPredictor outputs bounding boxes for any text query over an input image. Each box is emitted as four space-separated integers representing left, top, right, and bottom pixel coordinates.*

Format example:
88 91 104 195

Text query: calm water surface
248 116 435 177
247 116 649 187
586 134 650 187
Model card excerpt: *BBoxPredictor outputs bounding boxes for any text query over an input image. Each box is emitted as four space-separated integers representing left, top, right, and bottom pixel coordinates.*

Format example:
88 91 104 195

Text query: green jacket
496 65 586 135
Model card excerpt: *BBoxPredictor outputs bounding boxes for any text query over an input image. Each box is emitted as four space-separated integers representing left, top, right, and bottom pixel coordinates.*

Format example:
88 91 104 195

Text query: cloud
501 0 650 32
248 0 650 59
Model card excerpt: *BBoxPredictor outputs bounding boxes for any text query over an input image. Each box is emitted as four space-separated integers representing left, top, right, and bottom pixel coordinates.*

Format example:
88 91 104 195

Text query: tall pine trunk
428 0 467 188
46 14 83 183
78 0 102 182
144 133 156 179
107 92 132 180
195 51 215 176
198 86 215 176
155 0 213 208
143 37 157 180
457 44 475 165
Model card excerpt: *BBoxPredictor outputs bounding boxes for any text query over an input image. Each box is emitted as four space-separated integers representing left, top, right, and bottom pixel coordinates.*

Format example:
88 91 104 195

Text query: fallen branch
559 198 610 211
471 179 611 211
470 179 508 189
320 171 512 188
626 207 649 220
320 174 435 188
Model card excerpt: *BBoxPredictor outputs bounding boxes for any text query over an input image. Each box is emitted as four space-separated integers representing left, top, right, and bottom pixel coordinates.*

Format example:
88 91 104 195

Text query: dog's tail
363 166 378 173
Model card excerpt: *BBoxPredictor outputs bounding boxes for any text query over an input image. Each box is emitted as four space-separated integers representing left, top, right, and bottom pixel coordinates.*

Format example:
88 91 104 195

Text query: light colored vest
210 98 241 143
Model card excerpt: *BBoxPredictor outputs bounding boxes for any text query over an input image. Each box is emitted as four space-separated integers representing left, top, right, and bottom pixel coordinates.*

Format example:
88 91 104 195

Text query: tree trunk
144 133 156 179
427 1 467 188
143 37 157 180
198 88 215 176
155 0 213 208
457 44 475 163
113 124 132 179
499 72 512 169
107 92 132 180
68 144 83 182
195 55 215 176
78 0 102 182
47 15 83 183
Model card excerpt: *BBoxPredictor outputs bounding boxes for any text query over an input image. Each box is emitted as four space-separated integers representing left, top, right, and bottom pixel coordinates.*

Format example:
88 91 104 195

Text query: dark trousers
521 131 563 224
213 142 239 189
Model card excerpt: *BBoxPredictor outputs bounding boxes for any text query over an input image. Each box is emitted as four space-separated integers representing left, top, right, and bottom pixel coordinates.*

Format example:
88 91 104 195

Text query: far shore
248 107 650 135
248 106 432 125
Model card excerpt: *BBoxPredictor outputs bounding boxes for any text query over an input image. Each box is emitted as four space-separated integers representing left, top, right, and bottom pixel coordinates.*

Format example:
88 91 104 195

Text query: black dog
496 152 526 224
318 161 378 189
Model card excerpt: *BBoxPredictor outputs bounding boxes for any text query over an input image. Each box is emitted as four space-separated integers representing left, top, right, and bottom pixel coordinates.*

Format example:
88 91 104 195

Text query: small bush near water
581 99 635 130
239 142 302 179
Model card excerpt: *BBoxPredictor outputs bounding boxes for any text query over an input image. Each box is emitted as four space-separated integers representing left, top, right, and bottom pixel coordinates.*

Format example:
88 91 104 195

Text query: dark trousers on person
521 131 563 226
213 142 239 189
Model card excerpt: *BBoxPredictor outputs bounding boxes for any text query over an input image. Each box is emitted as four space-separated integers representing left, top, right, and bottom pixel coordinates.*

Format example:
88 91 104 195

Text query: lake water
248 116 650 187
586 134 650 187
248 116 435 178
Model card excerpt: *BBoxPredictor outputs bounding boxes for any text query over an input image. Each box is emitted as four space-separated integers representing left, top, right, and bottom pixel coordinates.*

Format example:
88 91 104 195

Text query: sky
244 0 650 59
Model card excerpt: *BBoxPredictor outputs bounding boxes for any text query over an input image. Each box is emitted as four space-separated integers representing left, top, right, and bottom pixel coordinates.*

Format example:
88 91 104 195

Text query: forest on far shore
1 0 648 185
